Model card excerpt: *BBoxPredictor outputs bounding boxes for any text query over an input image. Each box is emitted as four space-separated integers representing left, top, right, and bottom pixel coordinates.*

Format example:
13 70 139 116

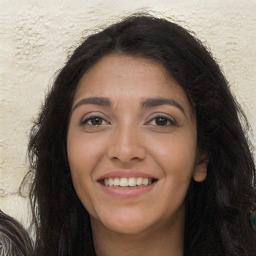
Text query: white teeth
128 177 137 187
103 177 154 187
108 178 114 186
104 179 109 186
113 178 120 186
120 177 128 186
142 177 149 186
136 177 143 186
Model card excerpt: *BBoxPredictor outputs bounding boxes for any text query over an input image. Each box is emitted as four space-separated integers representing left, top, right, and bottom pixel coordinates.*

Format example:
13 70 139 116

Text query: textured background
0 0 255 230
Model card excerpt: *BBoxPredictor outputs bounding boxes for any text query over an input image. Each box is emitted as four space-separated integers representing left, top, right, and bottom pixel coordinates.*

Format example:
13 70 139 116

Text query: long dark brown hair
28 14 256 255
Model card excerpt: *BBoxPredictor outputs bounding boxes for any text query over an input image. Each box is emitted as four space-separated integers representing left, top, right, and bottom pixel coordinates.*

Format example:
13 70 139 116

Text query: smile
102 177 155 187
97 170 158 197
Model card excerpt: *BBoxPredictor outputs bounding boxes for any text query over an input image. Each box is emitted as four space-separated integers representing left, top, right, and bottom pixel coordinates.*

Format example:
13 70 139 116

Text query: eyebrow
141 97 186 115
72 97 111 112
72 96 186 115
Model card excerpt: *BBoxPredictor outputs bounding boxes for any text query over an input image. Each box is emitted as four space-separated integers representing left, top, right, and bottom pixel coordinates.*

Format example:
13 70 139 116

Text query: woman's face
67 54 207 235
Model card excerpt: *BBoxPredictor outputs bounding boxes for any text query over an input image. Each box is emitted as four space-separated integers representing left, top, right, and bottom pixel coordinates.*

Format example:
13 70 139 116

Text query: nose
107 124 146 163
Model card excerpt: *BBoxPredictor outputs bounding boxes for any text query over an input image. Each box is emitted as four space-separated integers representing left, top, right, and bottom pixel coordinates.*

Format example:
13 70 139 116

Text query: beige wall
0 0 255 229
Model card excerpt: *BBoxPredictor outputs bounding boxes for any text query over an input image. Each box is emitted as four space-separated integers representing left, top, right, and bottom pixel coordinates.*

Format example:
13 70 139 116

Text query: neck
90 214 184 256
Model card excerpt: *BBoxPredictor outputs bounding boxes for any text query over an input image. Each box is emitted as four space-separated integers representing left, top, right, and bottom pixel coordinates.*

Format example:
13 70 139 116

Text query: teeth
108 178 114 186
103 177 154 187
120 177 128 186
128 177 137 187
136 177 143 186
142 177 148 186
104 179 109 186
113 178 120 186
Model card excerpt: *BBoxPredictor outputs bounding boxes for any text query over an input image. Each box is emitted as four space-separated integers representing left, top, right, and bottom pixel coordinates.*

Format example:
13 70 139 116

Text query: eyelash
80 116 110 126
80 115 176 127
146 115 176 126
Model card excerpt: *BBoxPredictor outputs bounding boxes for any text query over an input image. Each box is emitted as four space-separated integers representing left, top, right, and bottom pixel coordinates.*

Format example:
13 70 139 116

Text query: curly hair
28 14 256 255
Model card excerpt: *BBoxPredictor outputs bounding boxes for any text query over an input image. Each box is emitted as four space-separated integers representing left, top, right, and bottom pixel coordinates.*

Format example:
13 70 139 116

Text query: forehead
74 54 192 115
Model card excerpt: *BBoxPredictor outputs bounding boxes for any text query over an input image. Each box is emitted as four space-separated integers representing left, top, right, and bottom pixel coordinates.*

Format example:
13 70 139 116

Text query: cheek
67 133 103 215
150 133 197 163
67 132 104 174
150 134 197 213
148 130 197 180
67 134 94 201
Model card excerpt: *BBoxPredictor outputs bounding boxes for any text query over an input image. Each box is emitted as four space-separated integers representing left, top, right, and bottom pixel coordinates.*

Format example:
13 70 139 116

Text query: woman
28 14 256 255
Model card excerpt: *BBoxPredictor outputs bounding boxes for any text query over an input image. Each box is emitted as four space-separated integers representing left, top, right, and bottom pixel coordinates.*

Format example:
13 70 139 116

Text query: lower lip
99 182 157 198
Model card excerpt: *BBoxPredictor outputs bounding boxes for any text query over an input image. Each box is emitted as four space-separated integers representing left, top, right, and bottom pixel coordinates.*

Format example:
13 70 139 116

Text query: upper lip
97 170 158 181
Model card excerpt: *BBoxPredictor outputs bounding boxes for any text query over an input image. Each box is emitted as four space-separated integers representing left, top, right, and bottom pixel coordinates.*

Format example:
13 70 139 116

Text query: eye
147 116 176 126
81 116 110 126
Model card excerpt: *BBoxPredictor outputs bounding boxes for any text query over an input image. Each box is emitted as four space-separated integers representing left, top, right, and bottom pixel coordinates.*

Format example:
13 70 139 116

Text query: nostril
107 137 147 163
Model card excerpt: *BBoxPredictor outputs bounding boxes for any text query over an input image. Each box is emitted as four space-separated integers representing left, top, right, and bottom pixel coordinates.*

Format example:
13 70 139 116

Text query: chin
94 209 156 235
104 220 153 235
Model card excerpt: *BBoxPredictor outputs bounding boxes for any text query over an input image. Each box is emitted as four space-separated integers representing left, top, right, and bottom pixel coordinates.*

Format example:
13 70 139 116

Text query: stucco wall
0 0 255 230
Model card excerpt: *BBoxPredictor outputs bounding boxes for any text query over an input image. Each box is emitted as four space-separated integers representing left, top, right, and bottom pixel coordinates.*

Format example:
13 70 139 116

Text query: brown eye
81 116 109 126
147 116 176 126
90 117 103 125
155 117 168 126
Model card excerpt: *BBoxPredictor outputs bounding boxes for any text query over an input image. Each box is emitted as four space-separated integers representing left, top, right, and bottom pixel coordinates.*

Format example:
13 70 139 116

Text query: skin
67 54 207 256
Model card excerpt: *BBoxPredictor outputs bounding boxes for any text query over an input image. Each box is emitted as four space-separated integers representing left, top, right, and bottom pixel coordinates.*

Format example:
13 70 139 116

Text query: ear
193 153 208 182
